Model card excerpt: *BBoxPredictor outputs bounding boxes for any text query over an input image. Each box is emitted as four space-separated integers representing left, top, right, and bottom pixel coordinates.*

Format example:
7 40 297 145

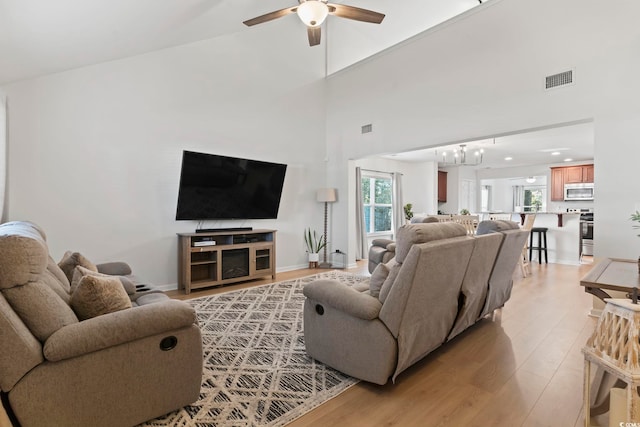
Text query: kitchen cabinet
550 168 565 201
564 166 584 183
564 165 594 183
584 165 594 182
438 170 447 203
550 164 594 201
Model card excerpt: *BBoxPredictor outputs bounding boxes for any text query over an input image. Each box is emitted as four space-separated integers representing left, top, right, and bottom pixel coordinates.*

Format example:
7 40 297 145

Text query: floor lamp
316 188 337 268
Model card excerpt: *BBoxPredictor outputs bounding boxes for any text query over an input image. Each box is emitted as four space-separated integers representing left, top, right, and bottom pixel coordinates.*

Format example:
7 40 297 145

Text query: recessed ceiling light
564 158 573 162
551 152 561 156
505 157 513 161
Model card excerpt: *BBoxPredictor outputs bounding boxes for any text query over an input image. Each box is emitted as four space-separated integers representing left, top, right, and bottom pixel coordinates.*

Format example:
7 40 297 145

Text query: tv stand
195 227 253 233
177 229 276 294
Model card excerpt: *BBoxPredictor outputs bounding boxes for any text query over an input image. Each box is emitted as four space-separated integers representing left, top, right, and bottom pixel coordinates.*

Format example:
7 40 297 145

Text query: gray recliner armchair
367 216 439 273
0 221 203 427
367 238 396 273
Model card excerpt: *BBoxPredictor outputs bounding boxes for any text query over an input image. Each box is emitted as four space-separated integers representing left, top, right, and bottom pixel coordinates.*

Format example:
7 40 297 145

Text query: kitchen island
480 212 583 265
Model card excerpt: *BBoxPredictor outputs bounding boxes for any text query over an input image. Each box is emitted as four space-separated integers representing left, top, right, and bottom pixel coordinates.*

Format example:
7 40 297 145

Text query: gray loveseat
303 220 528 385
0 221 203 427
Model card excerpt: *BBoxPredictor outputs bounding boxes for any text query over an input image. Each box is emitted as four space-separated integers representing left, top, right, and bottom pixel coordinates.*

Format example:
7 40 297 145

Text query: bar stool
529 227 548 264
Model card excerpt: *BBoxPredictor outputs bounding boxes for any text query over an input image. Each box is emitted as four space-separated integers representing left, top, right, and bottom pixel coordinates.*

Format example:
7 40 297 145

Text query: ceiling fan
243 0 385 47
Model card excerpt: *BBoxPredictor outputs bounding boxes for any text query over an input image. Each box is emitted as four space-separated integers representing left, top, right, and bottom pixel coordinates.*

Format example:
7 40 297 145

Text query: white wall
2 32 329 287
324 0 640 264
4 0 639 283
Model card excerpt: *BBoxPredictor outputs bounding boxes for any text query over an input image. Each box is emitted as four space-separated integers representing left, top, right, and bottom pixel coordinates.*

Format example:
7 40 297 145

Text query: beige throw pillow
71 275 132 321
58 251 98 283
71 265 137 295
369 263 389 298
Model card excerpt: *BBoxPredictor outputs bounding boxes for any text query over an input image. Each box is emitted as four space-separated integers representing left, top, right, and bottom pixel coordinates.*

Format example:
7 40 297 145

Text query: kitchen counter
481 211 581 227
480 212 582 264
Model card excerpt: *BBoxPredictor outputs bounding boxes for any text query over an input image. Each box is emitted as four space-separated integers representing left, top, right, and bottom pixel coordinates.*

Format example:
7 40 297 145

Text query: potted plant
630 211 640 236
304 228 327 267
404 203 414 222
460 208 470 215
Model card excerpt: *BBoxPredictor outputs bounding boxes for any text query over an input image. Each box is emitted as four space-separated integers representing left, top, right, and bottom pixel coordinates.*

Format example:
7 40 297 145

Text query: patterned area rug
140 271 369 427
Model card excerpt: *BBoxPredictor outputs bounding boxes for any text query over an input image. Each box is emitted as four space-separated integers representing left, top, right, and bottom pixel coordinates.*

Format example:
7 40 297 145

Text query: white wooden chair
519 214 536 277
451 215 479 235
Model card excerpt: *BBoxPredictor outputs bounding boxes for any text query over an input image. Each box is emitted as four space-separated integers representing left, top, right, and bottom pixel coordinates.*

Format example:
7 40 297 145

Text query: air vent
545 70 573 89
361 124 373 134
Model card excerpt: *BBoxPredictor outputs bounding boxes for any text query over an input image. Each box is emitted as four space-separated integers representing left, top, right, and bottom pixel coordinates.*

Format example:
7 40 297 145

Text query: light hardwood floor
169 259 599 427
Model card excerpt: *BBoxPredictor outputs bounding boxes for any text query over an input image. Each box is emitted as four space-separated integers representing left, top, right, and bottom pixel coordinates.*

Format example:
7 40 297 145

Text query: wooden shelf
177 229 276 294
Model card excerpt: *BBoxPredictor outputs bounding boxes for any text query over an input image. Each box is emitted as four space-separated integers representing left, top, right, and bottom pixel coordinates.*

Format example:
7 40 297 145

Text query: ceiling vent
361 124 373 134
545 70 573 90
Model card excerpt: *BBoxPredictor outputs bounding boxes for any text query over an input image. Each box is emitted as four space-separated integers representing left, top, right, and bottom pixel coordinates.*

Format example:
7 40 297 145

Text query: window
481 185 492 212
513 184 546 212
361 174 393 234
523 187 546 212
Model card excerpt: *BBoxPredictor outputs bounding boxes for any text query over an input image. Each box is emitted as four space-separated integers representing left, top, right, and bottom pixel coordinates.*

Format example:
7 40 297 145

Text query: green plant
460 208 470 215
303 228 327 253
404 203 414 221
630 211 640 236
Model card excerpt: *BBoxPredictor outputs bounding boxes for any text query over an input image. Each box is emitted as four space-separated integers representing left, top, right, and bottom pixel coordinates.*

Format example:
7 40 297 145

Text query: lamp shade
316 188 337 203
296 1 329 27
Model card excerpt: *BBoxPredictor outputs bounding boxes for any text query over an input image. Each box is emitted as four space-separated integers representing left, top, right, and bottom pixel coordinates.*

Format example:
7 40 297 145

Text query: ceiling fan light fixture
297 1 328 27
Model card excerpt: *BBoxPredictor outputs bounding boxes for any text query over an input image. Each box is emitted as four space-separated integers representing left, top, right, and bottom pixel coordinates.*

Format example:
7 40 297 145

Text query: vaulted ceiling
0 0 484 84
0 0 594 166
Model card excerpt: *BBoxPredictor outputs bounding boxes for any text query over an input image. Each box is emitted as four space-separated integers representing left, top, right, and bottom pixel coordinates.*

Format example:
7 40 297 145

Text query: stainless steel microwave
564 183 594 201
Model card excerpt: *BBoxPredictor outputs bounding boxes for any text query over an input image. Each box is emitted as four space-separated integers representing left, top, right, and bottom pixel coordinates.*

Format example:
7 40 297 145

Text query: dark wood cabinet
438 171 447 203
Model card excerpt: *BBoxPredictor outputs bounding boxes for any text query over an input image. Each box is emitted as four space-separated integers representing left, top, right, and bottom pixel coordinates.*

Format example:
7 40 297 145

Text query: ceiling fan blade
327 3 385 24
307 26 321 46
243 7 297 26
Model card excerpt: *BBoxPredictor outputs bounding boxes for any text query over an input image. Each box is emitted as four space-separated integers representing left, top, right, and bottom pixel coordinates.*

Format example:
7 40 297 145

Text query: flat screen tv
175 150 287 220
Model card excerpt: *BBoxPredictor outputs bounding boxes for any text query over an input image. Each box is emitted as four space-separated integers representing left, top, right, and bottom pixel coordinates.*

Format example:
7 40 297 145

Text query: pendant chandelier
437 144 484 166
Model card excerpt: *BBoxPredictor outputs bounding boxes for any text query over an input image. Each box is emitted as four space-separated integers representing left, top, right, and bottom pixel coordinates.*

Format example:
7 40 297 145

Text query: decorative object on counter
460 208 470 215
304 228 326 268
316 188 337 268
403 203 413 222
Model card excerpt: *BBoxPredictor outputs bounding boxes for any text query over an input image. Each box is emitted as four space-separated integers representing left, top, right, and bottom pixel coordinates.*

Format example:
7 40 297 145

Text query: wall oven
564 183 594 201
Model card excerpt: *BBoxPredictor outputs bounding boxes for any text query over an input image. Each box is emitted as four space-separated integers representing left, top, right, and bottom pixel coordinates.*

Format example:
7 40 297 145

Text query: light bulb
297 1 328 27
